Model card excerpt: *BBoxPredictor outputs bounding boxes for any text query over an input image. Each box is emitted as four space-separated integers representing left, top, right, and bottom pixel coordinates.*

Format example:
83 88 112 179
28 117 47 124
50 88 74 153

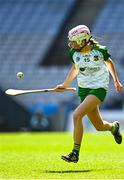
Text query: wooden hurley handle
5 87 76 96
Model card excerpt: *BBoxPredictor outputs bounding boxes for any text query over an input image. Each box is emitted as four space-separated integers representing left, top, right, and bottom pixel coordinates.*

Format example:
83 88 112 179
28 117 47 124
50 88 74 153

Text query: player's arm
105 58 122 93
56 64 78 89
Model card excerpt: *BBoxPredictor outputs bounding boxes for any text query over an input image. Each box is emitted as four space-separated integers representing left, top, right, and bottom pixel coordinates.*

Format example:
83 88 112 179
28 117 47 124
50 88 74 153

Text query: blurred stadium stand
0 0 124 131
0 1 76 102
0 89 31 131
0 0 77 130
42 0 106 65
92 0 124 109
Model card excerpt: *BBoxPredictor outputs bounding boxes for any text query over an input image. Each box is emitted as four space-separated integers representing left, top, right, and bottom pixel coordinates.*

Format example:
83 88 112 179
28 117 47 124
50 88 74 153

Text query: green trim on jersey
69 43 111 63
92 44 111 61
69 48 75 63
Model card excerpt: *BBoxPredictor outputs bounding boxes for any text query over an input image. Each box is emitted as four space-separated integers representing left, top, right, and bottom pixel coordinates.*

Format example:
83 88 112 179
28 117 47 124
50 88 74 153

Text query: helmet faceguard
68 25 91 46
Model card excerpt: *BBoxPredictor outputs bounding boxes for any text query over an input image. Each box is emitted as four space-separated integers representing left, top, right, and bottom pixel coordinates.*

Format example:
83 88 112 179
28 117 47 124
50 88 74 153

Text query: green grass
0 132 124 179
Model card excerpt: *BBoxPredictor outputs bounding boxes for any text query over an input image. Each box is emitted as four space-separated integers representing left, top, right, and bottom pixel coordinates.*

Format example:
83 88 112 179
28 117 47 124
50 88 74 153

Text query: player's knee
73 111 83 122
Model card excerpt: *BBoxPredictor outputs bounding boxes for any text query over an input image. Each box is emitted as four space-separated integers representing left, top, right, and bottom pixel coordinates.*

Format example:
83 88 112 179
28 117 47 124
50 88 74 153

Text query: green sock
110 124 115 134
73 143 80 155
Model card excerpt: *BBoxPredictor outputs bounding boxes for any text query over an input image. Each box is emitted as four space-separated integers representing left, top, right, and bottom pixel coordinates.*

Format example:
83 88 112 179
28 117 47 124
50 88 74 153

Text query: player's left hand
114 80 123 93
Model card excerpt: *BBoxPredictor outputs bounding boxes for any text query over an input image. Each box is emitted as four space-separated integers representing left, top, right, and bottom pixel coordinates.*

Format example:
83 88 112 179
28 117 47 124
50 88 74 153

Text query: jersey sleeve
69 49 75 63
94 44 111 61
100 46 111 61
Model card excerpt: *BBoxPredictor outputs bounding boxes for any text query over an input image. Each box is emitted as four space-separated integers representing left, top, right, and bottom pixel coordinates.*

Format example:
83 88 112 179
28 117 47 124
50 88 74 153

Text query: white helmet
68 25 91 45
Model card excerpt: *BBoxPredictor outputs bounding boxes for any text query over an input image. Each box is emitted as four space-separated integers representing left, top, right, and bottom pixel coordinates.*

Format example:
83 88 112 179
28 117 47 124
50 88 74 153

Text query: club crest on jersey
75 56 80 62
93 55 99 61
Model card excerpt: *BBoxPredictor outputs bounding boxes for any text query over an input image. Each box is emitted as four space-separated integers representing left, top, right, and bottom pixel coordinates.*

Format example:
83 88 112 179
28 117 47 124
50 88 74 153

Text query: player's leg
87 106 113 131
61 95 101 163
87 107 122 144
73 95 101 145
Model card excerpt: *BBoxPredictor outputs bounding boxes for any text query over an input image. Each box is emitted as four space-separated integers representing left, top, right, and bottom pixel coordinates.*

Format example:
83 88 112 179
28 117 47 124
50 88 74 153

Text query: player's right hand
55 84 68 92
56 83 68 88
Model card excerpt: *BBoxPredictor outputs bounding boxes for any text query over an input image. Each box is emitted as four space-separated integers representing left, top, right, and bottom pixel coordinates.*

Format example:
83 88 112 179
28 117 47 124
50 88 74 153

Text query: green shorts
78 87 107 102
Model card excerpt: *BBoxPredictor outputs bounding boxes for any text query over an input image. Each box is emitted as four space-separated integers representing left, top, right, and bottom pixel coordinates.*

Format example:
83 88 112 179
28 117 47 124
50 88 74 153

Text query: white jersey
69 44 111 90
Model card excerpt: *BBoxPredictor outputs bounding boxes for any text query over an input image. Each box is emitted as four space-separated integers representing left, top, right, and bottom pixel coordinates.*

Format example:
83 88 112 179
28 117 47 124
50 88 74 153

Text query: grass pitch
0 132 124 179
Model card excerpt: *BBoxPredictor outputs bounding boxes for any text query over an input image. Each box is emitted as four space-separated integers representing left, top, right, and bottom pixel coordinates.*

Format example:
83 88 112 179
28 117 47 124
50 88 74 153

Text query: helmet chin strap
73 35 92 52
